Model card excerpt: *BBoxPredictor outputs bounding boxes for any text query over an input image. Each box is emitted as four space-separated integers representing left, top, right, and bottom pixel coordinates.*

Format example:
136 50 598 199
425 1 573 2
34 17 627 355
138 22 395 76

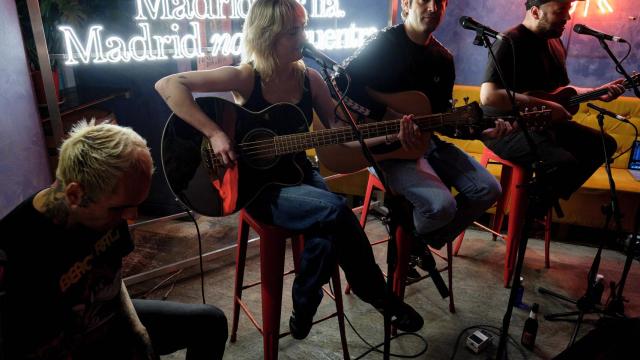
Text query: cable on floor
328 282 429 359
449 324 528 360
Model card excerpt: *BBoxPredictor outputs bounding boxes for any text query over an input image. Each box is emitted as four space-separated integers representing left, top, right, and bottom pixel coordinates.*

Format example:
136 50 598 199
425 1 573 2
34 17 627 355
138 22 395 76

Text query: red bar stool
347 172 456 314
230 209 349 360
453 147 552 287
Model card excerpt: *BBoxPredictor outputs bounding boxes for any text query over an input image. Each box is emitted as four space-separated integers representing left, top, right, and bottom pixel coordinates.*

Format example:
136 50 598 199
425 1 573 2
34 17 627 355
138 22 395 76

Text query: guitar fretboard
272 112 470 155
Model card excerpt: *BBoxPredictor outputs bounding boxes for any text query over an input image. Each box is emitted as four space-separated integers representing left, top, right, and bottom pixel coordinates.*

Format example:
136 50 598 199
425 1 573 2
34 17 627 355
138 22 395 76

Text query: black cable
178 197 207 305
327 281 429 359
616 41 632 71
609 121 638 161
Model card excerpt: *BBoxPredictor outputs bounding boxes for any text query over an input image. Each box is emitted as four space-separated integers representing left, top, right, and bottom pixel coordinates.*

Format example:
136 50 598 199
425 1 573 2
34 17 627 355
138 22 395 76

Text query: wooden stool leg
260 234 287 360
231 217 250 342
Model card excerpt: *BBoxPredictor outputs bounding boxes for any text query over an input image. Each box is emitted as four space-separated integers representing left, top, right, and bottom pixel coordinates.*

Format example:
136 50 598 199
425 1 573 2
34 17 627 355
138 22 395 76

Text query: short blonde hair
241 0 306 82
56 120 153 201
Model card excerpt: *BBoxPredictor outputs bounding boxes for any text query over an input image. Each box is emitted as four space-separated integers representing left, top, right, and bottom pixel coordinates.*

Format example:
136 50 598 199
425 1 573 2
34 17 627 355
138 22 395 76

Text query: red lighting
570 0 615 17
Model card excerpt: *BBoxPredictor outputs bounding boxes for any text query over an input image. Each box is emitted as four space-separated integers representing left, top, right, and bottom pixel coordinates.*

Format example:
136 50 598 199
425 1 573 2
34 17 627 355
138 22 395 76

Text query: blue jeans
246 169 386 318
375 137 501 249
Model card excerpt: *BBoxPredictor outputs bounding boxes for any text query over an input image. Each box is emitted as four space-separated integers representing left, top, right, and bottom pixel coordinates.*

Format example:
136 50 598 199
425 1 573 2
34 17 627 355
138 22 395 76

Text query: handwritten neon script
570 0 614 17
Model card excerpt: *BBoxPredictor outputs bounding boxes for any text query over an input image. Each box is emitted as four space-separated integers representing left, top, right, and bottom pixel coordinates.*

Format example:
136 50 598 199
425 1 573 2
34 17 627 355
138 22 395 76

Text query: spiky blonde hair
56 120 153 201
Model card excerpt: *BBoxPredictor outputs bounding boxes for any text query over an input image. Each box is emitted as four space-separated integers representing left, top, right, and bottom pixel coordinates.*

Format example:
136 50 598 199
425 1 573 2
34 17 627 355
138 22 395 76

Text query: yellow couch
448 85 640 232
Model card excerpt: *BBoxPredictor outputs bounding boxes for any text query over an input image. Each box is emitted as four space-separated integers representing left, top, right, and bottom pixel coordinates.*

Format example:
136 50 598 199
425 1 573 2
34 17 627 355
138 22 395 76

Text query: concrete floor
126 213 640 359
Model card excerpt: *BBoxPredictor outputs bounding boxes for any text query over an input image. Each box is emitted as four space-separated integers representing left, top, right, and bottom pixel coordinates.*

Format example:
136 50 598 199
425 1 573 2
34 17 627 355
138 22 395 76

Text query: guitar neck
272 112 466 155
567 88 609 107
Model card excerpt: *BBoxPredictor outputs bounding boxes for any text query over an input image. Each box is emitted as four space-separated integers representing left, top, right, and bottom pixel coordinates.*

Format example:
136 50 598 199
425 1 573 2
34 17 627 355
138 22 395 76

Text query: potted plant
17 0 86 105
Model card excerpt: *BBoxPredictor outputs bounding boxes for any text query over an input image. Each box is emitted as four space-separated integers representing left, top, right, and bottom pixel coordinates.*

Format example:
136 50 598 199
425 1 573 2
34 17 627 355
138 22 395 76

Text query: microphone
459 16 506 40
587 103 629 123
302 41 342 72
573 24 626 43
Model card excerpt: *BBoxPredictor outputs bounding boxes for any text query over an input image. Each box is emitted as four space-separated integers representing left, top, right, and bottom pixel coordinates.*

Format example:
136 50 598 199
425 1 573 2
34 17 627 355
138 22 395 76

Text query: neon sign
570 0 614 17
59 0 377 65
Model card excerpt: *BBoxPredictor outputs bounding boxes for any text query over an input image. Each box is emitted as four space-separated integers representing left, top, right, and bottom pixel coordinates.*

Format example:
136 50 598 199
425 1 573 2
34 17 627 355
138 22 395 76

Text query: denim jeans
246 168 386 318
485 121 617 200
375 137 501 249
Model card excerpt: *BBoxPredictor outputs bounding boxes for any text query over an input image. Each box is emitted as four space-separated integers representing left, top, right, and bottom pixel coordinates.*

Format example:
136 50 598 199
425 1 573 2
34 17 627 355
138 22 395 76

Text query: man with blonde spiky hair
0 121 227 359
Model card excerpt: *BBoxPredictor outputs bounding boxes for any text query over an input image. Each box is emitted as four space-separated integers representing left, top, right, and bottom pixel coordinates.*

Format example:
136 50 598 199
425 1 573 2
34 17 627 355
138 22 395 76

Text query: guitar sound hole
242 128 279 169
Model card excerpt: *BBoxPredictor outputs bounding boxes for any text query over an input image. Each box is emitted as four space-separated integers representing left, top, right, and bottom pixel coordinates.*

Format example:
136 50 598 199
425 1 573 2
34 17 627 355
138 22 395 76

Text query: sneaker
289 311 313 340
374 296 424 333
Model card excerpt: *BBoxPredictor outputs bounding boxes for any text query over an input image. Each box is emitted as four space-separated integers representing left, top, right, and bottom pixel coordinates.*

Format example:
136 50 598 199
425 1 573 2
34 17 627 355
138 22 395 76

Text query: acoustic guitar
526 72 639 115
161 96 550 216
316 89 551 173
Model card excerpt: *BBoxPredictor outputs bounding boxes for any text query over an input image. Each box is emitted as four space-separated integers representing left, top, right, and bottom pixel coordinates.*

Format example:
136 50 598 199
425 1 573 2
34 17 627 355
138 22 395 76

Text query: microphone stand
538 108 625 347
320 65 398 360
538 37 638 348
473 30 552 360
598 38 640 99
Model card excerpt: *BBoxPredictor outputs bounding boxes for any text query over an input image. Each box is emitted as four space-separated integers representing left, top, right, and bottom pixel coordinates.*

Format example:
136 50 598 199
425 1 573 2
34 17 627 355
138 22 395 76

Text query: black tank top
242 68 316 178
242 69 314 127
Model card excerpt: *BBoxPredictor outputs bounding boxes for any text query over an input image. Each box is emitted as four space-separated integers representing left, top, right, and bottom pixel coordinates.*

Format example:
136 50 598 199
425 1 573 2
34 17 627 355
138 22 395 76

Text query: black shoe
412 251 437 273
289 311 313 340
375 296 424 333
405 264 422 285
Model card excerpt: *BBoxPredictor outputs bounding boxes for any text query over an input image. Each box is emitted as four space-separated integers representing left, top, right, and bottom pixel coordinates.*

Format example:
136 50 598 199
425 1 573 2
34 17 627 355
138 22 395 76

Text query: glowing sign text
60 0 374 65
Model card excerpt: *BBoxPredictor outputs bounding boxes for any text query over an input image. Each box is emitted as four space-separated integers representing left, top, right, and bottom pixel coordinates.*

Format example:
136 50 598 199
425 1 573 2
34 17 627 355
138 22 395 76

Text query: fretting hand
398 114 424 150
481 118 516 139
597 78 626 102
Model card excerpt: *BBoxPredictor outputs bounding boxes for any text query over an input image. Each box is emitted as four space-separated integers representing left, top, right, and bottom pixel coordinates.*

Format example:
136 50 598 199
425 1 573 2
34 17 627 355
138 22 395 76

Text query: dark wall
0 0 51 218
74 61 182 215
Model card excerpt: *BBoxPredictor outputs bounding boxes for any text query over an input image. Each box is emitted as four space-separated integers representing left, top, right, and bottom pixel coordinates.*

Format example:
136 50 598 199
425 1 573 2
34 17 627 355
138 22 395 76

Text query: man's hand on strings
481 118 516 139
398 114 426 150
597 78 626 102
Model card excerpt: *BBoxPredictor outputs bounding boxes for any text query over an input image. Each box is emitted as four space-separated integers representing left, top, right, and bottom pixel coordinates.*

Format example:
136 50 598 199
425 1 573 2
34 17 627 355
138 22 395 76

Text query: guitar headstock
450 101 484 126
519 107 553 130
478 105 552 132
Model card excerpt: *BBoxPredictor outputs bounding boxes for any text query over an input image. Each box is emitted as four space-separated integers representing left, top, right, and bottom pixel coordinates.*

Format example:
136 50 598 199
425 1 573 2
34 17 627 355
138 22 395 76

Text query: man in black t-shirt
0 122 227 359
481 0 625 204
331 0 510 269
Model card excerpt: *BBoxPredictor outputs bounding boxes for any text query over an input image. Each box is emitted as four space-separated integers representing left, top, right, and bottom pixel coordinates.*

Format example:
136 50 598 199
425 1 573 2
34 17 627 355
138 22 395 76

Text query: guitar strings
205 109 546 167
